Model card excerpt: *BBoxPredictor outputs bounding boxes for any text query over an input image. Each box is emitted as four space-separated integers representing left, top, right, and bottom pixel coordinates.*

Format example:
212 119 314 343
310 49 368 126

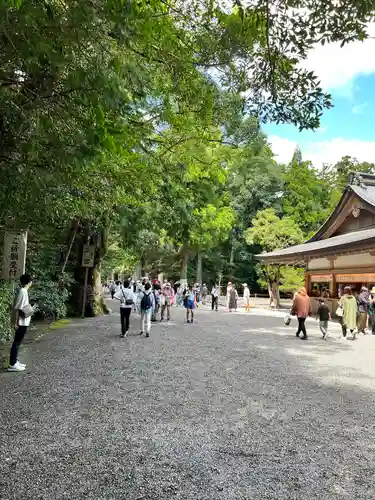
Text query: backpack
141 292 152 310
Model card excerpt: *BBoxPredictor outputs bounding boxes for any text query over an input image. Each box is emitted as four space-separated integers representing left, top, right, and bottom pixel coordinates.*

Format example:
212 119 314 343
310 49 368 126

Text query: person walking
8 273 34 372
109 281 117 299
369 286 375 335
228 284 238 312
160 282 174 321
211 283 219 311
139 282 155 337
184 285 197 323
293 287 311 340
114 280 134 338
226 282 232 308
201 283 208 305
340 286 358 340
357 286 369 334
317 298 331 340
243 283 251 312
151 284 160 322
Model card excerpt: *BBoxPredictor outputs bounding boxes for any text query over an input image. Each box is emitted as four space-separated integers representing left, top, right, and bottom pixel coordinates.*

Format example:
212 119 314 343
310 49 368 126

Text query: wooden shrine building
257 172 375 314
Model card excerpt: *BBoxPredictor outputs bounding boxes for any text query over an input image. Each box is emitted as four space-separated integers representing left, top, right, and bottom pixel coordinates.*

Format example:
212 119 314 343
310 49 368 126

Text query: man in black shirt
317 298 331 340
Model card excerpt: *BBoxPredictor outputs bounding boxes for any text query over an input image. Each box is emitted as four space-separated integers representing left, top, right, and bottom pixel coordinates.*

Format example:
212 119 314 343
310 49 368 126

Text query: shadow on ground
1 307 375 499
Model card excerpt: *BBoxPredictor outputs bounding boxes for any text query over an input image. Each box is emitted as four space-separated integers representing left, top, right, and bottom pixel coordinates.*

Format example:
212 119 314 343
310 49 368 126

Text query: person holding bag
293 287 311 340
114 279 134 338
8 273 34 372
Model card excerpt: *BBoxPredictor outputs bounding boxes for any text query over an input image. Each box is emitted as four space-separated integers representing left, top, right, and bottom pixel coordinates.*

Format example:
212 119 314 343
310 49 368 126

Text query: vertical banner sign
2 231 27 281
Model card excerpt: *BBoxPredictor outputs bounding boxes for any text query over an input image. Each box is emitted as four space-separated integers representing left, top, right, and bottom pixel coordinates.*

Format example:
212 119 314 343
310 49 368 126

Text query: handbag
20 303 34 318
336 305 344 317
284 314 292 326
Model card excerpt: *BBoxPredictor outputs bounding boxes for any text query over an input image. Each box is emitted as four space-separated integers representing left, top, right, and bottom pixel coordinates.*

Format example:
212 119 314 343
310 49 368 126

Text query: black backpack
141 292 152 310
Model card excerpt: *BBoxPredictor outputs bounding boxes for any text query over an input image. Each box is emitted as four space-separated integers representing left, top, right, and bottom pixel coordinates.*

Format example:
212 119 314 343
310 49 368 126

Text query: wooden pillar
328 257 336 298
305 273 311 294
329 274 336 298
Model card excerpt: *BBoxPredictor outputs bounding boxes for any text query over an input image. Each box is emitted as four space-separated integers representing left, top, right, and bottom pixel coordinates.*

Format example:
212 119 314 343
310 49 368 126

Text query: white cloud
352 102 368 115
269 135 375 168
268 135 297 164
302 23 375 93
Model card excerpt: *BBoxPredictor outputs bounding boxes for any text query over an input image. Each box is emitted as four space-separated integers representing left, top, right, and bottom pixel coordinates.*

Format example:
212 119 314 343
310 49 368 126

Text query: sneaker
139 331 144 336
8 361 26 372
300 336 308 341
17 361 26 368
145 332 150 338
187 320 190 323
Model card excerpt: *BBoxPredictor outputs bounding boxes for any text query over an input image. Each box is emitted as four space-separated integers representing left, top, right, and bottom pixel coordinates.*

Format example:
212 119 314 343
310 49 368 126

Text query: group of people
337 285 375 340
291 285 375 341
112 279 176 338
111 278 216 337
226 282 251 312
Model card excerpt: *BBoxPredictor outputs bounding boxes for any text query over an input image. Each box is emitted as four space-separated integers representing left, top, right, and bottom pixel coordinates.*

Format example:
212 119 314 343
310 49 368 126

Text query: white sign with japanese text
2 231 27 281
81 244 95 268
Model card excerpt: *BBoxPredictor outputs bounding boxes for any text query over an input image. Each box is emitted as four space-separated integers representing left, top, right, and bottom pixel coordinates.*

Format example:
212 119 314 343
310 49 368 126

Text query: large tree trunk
180 248 189 287
196 251 203 284
133 262 142 280
70 220 110 317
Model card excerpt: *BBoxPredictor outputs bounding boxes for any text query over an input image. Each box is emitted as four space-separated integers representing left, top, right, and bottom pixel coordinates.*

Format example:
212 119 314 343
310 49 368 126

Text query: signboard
2 231 27 281
336 273 375 283
81 245 95 268
311 274 333 283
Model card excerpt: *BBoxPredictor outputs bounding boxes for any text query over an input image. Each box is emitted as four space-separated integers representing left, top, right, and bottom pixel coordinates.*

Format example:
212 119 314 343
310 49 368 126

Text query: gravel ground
1 302 375 500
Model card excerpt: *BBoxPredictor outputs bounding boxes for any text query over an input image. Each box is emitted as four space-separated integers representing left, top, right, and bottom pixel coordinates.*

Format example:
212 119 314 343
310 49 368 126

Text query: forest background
1 0 374 340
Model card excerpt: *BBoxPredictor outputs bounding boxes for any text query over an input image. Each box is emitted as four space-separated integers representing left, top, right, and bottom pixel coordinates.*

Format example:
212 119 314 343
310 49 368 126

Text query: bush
28 271 73 319
0 281 13 343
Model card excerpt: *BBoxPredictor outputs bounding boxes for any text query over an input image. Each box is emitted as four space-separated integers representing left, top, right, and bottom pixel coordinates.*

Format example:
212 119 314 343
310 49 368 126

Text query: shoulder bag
335 305 344 317
121 288 134 306
19 303 34 318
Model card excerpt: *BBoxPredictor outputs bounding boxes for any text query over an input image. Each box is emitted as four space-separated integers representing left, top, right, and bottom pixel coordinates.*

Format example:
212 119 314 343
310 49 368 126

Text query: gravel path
1 303 375 500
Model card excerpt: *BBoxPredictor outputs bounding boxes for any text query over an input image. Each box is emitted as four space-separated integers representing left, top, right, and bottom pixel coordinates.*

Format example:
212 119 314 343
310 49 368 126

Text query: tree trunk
180 249 189 287
196 251 203 284
275 267 281 309
70 221 110 317
133 262 142 280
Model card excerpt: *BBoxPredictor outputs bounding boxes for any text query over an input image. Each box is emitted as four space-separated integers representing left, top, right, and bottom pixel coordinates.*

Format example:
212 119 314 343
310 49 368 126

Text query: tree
246 208 304 306
282 148 332 235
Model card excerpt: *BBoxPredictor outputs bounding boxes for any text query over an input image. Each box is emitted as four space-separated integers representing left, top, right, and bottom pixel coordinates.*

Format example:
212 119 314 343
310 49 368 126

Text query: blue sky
263 27 375 167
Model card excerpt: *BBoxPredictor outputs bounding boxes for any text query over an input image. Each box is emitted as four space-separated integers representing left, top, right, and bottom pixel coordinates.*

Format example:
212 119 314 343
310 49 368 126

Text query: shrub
28 270 73 319
0 281 13 343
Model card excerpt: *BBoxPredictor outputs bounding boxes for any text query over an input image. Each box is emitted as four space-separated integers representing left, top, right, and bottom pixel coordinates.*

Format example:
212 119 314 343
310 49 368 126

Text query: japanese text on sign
81 245 95 268
2 231 27 281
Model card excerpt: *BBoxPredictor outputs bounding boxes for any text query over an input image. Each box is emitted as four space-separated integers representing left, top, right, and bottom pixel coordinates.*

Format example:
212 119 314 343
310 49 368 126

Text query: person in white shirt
243 283 251 312
114 280 134 338
8 273 34 372
211 284 219 311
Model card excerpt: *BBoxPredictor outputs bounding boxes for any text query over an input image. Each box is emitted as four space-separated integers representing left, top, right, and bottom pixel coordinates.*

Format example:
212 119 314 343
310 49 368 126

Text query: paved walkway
1 303 375 499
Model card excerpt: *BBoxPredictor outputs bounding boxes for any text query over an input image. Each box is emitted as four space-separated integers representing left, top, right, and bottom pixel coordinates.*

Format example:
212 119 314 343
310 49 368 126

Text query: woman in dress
228 284 238 312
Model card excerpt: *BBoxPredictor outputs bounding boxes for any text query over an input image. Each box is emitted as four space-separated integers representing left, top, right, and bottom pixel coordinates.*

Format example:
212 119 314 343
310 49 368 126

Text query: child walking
317 298 331 340
139 282 155 338
184 285 197 323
